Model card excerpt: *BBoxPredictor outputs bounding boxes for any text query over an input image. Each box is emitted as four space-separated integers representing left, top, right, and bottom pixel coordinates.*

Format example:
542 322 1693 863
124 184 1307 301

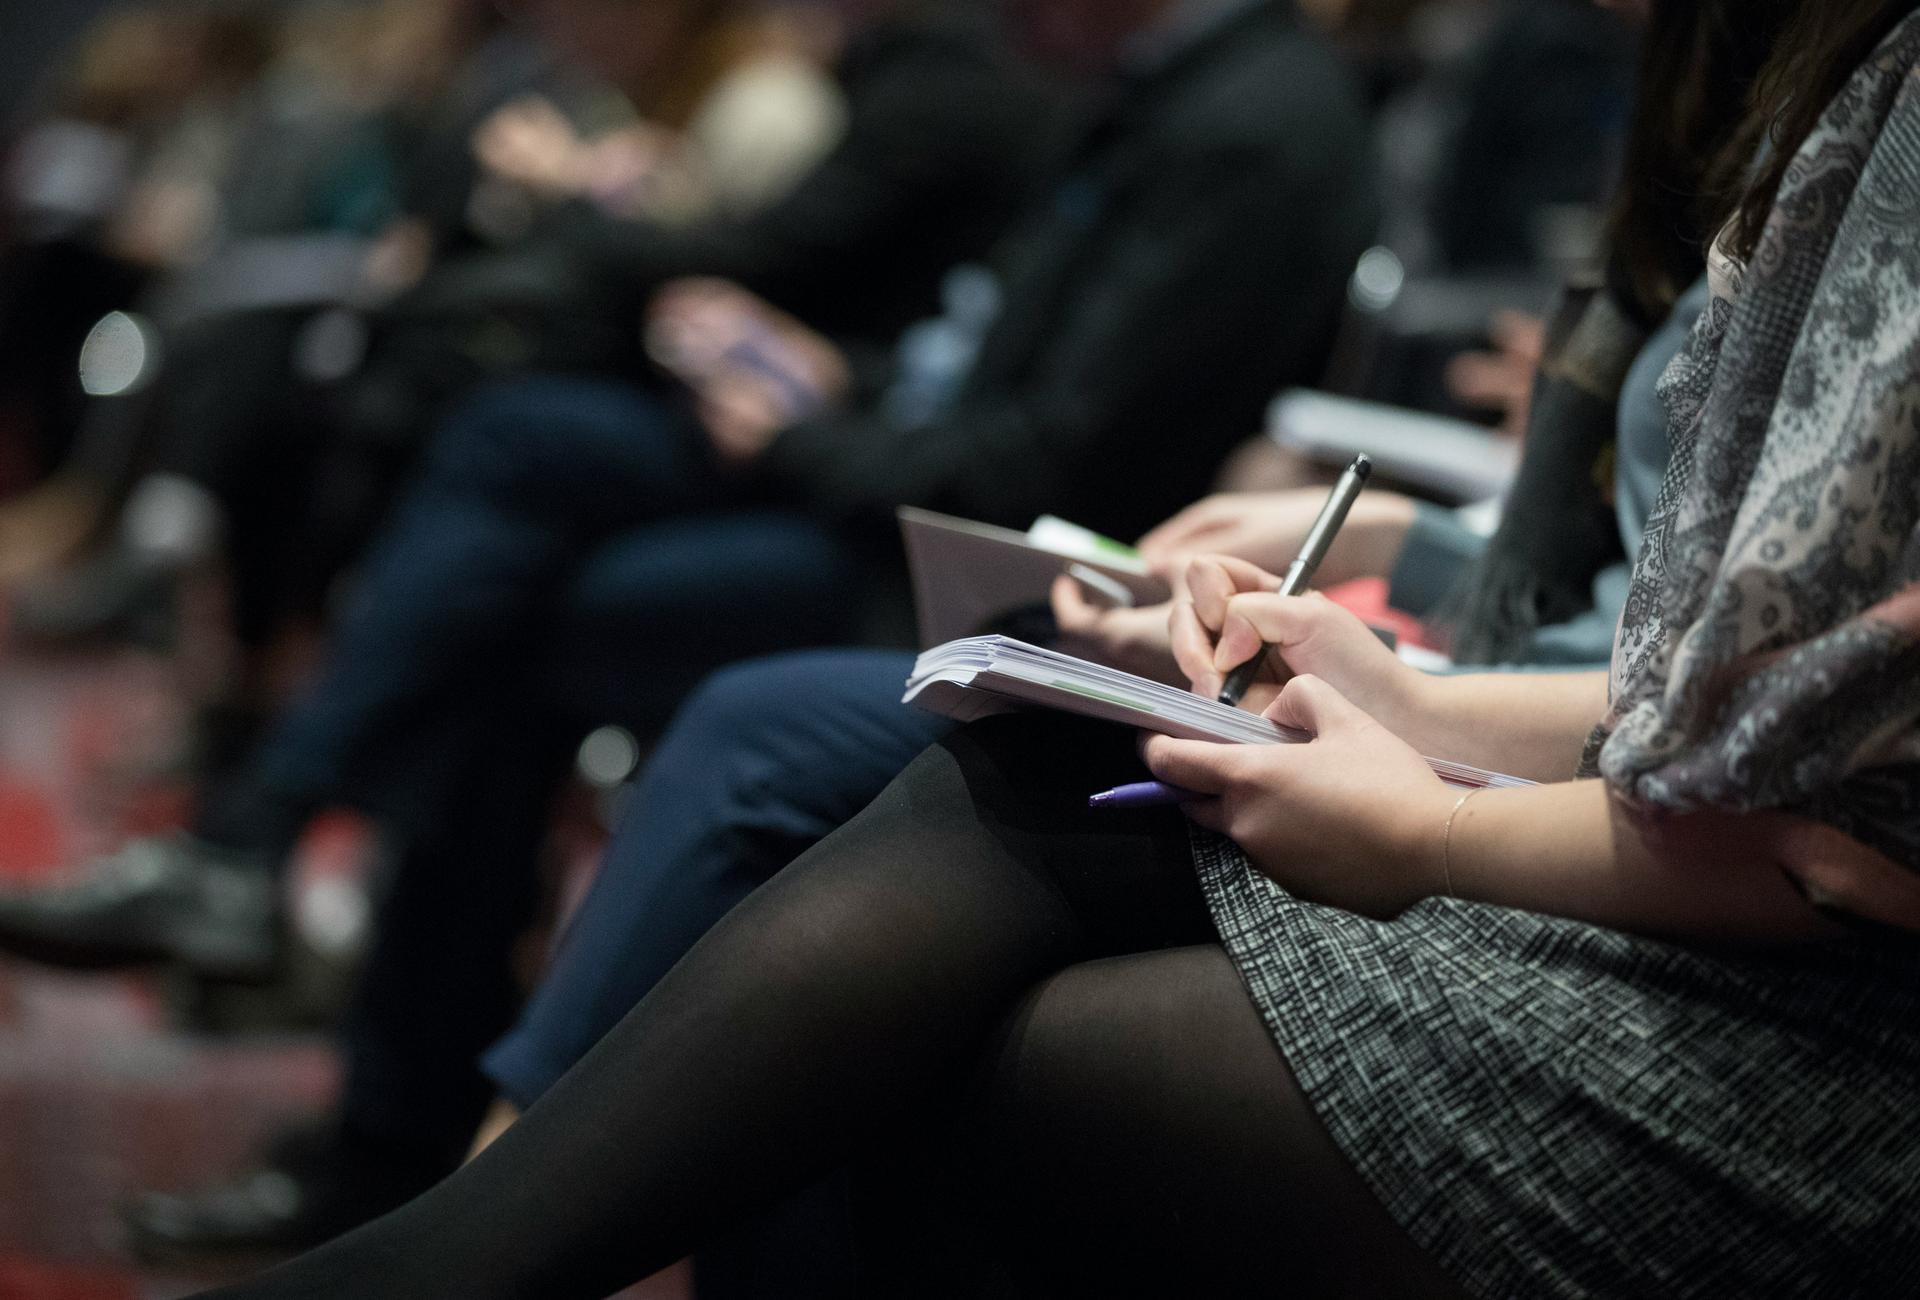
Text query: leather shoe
0 834 279 981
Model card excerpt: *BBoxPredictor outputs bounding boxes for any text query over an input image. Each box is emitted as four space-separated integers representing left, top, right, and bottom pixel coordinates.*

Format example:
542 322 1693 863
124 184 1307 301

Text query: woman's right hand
1171 554 1430 730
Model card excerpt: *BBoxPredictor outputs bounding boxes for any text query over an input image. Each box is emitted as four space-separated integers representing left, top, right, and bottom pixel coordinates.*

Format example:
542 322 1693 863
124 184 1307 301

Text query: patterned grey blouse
1586 12 1920 927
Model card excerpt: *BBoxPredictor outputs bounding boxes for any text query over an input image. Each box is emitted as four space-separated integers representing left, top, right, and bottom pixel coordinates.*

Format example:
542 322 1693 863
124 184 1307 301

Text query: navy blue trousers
482 649 952 1106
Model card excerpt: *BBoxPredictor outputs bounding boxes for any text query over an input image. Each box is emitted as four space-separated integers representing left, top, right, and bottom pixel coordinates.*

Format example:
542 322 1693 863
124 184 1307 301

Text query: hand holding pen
1092 456 1375 808
1216 455 1371 706
1092 555 1427 811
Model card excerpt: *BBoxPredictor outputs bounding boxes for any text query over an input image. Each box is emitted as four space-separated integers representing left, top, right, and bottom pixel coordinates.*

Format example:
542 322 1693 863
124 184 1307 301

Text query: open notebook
904 636 1531 791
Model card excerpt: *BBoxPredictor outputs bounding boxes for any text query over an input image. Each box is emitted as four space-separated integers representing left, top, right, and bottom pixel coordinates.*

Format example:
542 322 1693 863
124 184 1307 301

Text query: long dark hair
1718 0 1920 264
1604 0 1799 323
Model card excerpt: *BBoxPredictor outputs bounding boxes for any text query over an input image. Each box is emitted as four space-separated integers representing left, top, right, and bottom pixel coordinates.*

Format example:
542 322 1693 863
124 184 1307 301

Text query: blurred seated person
472 0 848 225
2 0 1049 678
0 0 840 586
3 0 1382 1260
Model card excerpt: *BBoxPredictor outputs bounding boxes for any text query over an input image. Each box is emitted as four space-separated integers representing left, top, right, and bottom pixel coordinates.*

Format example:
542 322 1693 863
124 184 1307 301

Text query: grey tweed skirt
1190 831 1920 1298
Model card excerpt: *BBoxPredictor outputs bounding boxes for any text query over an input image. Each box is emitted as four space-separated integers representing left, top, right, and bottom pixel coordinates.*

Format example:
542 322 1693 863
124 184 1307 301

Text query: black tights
197 717 1463 1299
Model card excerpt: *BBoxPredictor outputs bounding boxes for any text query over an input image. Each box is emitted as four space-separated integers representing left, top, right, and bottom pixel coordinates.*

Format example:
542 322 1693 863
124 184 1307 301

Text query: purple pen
1087 781 1201 810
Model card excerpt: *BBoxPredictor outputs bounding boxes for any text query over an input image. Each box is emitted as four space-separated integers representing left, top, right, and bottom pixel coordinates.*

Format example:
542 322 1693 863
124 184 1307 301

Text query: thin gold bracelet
1441 788 1483 898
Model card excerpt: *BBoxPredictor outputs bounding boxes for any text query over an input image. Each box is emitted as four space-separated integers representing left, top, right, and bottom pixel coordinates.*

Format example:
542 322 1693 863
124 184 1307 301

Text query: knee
646 656 851 837
670 655 824 760
672 649 919 760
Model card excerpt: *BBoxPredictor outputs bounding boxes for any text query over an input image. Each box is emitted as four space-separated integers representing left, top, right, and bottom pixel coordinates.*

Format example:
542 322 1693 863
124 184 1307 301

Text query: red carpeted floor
0 643 334 1298
0 639 686 1299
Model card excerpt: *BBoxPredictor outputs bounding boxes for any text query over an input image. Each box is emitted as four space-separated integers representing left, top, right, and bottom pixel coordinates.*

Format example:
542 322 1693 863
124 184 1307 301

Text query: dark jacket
758 0 1380 543
549 5 1064 347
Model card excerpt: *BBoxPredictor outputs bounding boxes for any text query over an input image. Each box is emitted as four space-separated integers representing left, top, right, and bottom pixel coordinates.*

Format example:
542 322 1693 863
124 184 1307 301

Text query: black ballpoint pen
1216 453 1373 707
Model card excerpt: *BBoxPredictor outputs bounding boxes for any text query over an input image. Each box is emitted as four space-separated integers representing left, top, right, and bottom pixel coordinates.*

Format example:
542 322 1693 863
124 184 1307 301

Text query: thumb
1262 674 1364 738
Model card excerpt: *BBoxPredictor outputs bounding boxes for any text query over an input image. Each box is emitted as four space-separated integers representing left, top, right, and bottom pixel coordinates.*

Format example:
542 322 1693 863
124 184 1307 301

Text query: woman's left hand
1141 675 1457 918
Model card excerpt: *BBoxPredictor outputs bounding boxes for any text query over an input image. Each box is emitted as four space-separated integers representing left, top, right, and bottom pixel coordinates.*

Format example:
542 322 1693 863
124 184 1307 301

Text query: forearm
1438 781 1841 946
1386 670 1605 783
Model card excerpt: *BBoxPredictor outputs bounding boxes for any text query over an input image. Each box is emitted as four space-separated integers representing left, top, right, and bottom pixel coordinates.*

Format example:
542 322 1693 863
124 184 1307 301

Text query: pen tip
1352 454 1373 481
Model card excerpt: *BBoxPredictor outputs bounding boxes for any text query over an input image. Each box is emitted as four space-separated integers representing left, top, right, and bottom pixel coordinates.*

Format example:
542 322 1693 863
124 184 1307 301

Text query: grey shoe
0 835 280 981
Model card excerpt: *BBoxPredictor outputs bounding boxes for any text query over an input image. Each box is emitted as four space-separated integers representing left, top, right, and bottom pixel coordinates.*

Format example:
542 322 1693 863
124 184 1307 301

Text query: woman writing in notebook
199 1 1920 1295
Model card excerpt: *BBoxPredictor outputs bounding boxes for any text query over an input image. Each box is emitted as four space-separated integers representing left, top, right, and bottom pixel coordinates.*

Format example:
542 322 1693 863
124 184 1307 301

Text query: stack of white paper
905 636 1531 791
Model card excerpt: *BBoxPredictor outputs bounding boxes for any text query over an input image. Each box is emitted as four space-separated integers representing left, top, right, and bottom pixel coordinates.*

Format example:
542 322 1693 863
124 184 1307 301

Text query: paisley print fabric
1590 13 1920 912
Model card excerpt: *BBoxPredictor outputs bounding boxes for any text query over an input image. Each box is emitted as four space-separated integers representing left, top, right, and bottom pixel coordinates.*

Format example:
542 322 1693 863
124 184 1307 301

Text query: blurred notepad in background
904 636 1531 791
1268 390 1520 505
899 508 1169 648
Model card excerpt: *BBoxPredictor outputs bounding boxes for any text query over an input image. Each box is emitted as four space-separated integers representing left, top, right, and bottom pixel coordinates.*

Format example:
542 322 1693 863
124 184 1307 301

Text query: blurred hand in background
647 277 850 463
1444 308 1545 437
